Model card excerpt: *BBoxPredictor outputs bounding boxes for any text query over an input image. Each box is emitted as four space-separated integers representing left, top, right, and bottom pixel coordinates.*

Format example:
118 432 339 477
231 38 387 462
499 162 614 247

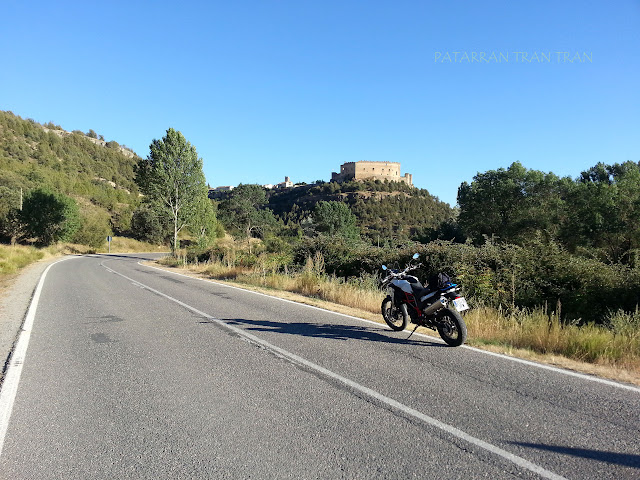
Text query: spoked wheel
436 307 467 346
381 296 408 331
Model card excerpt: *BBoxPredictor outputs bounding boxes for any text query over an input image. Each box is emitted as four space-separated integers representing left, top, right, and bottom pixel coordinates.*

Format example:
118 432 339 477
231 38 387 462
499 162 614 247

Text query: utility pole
19 187 23 210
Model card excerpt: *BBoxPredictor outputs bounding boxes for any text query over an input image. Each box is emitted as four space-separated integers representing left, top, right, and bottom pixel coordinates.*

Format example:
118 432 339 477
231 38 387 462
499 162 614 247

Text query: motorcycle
380 253 469 346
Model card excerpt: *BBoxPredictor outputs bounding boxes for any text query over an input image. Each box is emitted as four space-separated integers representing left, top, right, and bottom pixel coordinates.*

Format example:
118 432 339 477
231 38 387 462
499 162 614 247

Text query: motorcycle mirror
381 265 387 271
412 253 419 260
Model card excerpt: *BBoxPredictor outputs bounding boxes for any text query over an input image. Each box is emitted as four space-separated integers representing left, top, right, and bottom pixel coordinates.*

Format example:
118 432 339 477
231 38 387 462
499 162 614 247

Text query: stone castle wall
332 161 412 186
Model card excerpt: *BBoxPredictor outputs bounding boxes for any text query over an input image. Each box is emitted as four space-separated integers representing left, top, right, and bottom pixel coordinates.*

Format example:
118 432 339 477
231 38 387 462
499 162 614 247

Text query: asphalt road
0 254 638 479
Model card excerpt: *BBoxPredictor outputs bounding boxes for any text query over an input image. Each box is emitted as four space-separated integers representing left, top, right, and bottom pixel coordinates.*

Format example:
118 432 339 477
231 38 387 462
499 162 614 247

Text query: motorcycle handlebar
402 262 422 273
381 262 422 282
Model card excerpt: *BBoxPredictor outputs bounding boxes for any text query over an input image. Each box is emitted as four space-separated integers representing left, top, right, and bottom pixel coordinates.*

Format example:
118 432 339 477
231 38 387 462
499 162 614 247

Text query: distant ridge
40 125 138 158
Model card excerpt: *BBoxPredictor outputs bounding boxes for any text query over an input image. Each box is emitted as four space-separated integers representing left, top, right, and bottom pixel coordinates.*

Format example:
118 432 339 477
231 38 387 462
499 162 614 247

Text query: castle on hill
331 161 412 186
210 161 413 194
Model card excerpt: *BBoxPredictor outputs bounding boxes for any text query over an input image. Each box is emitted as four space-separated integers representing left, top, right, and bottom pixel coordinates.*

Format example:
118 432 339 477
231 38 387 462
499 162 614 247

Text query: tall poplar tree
135 128 209 254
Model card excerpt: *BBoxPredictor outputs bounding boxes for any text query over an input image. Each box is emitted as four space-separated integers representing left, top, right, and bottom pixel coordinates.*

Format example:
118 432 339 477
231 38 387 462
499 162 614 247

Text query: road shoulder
0 256 64 385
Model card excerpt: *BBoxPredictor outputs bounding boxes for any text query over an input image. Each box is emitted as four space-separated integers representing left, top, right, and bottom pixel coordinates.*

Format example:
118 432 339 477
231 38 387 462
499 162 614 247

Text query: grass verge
0 244 46 275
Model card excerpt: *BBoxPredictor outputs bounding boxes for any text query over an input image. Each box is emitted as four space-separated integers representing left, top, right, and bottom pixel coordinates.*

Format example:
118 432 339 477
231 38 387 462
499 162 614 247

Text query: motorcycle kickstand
406 324 419 340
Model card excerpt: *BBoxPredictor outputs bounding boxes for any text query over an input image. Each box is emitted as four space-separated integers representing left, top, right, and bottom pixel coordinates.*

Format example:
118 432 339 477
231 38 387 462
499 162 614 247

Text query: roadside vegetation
0 244 45 275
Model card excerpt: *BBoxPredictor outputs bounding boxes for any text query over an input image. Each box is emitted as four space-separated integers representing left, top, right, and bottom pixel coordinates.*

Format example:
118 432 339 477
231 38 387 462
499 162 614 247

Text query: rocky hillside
0 110 141 234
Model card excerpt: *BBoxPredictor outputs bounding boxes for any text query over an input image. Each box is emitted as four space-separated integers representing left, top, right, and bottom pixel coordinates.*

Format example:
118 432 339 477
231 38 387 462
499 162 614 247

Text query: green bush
290 235 640 325
20 188 80 246
73 208 113 248
131 205 169 244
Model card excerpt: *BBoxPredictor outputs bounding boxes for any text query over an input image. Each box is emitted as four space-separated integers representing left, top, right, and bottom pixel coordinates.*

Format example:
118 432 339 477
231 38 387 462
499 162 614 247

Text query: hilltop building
275 176 293 189
209 177 295 199
212 185 234 192
331 161 412 186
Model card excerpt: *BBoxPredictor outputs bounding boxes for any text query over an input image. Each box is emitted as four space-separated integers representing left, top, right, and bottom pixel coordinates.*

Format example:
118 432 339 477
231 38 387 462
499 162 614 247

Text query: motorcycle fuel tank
391 279 413 294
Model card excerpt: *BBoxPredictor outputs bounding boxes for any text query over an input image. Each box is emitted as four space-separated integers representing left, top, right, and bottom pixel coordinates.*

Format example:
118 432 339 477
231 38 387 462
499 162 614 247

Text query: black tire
381 296 408 331
436 307 467 346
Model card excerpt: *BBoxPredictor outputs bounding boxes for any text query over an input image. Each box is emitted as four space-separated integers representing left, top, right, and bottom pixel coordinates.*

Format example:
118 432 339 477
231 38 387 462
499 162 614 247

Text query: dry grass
56 237 167 255
464 306 640 372
162 252 385 314
0 244 46 275
155 255 640 386
0 237 168 277
99 237 168 254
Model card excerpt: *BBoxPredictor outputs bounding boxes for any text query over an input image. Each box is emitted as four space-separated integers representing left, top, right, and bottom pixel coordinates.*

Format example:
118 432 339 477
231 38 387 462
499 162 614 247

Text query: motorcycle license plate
453 297 469 312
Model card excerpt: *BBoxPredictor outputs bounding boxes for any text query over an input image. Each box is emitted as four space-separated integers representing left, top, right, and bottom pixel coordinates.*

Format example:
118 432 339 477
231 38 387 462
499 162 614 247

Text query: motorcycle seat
411 284 432 298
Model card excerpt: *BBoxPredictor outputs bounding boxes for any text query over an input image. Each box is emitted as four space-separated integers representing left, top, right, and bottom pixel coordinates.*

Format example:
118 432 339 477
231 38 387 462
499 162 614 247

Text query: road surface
0 254 638 479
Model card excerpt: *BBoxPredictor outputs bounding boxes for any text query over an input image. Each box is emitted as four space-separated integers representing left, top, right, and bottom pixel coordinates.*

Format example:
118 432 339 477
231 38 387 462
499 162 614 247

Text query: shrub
20 188 80 246
131 205 169 244
73 207 112 248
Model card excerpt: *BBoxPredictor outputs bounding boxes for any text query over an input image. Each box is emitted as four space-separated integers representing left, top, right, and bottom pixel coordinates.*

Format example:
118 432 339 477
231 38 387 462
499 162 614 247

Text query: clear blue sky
1 1 638 206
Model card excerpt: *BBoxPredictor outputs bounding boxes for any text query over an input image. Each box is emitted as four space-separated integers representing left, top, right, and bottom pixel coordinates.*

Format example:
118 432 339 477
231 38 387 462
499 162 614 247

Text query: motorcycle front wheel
381 296 408 331
436 307 468 346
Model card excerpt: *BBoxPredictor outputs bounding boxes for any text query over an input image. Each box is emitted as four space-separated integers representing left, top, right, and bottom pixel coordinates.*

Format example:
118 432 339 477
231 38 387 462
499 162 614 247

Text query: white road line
0 257 70 459
108 261 567 480
140 261 640 394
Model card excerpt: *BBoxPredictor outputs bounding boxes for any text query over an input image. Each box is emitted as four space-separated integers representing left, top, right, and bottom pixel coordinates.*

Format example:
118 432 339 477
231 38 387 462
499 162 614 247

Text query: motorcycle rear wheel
436 307 467 347
381 296 408 331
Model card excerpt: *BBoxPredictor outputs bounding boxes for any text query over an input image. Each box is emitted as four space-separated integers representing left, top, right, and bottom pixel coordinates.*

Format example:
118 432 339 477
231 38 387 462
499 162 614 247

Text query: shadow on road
512 442 640 469
200 317 446 347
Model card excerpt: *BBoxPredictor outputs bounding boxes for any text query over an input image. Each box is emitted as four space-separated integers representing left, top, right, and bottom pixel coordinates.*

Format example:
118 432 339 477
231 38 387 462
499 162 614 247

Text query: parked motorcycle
380 254 469 346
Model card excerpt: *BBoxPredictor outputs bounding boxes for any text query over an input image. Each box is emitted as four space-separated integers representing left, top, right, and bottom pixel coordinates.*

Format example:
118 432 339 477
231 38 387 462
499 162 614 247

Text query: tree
312 201 359 239
457 162 566 244
561 161 640 263
218 184 277 252
0 186 20 219
135 128 209 254
0 186 24 244
72 207 113 248
2 208 26 245
131 205 169 244
189 197 223 248
20 188 80 245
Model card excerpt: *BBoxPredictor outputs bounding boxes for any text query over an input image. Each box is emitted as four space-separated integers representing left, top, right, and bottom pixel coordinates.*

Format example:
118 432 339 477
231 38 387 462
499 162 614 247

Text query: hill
265 179 456 245
0 110 141 235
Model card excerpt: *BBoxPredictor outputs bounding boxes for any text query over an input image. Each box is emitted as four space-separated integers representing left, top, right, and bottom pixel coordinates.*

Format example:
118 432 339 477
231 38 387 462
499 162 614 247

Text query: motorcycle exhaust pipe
423 298 445 316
